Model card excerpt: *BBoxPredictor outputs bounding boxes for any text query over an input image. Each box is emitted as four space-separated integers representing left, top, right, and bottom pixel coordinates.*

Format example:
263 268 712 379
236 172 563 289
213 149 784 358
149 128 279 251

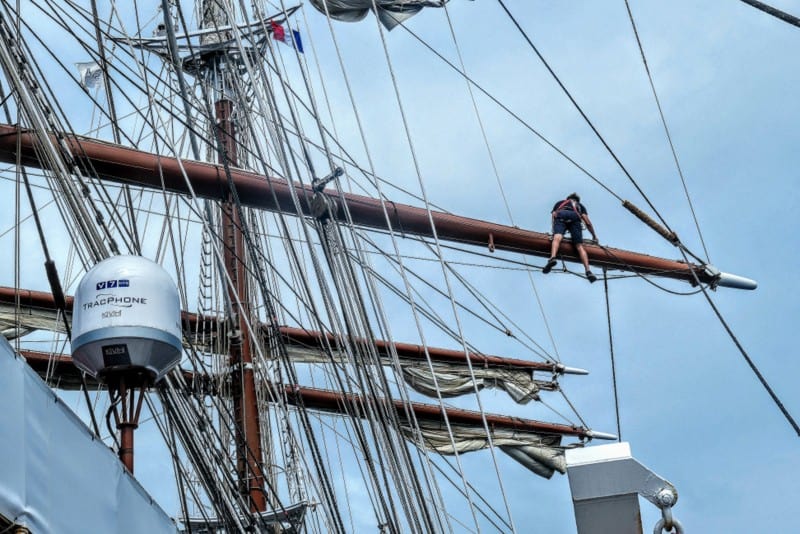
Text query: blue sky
299 1 800 531
1 1 798 532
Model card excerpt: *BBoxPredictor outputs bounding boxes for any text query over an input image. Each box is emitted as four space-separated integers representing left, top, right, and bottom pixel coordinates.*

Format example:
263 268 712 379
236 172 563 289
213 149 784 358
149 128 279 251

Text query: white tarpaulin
309 0 447 30
0 337 177 533
402 421 568 479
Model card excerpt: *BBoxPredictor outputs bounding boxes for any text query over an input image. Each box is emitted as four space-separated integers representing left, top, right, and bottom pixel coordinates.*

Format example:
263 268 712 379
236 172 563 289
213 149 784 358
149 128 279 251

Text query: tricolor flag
270 21 304 54
76 62 103 89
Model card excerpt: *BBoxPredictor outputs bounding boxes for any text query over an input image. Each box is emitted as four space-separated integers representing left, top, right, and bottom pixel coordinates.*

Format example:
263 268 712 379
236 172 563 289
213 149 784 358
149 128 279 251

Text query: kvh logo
96 279 130 290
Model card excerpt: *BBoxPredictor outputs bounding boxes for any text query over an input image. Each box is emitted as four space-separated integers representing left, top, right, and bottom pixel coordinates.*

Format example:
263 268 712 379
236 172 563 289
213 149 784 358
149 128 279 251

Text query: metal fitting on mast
565 442 681 534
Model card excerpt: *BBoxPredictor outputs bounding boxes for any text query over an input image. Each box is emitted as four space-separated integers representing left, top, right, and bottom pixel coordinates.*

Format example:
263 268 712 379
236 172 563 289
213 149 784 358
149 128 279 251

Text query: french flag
271 21 304 53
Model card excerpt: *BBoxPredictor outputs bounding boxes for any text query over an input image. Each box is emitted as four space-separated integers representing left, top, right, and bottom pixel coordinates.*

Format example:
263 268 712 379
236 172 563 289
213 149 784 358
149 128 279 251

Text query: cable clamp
312 167 343 192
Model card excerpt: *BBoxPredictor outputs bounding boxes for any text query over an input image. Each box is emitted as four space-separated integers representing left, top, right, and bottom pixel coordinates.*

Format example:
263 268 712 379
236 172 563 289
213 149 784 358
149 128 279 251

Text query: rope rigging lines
7 1 789 533
738 0 800 28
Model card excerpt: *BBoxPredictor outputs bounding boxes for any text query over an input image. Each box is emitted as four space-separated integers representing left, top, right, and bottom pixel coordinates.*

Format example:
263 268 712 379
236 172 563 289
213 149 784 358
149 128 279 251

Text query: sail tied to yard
310 0 448 30
401 363 547 404
403 422 567 479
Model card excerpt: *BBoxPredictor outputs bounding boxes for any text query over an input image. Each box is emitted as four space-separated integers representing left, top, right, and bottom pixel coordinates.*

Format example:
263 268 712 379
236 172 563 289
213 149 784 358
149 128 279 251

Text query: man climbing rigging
543 192 598 283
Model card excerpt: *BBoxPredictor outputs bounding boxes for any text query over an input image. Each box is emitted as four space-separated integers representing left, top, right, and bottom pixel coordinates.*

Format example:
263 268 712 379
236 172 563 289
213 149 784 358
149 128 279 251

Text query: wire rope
738 0 800 27
623 0 710 263
679 246 800 437
602 270 622 441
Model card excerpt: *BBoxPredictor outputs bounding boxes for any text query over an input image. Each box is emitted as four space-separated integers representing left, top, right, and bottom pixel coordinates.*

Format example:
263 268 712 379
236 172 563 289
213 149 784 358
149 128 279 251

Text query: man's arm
582 213 597 241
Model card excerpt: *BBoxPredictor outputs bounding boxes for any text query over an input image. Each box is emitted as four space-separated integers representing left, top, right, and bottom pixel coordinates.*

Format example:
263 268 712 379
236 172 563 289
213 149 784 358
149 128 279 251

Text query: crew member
543 193 598 283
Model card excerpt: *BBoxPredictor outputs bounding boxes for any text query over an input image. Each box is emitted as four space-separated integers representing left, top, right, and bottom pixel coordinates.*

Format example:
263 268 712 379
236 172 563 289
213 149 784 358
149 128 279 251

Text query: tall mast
200 0 268 513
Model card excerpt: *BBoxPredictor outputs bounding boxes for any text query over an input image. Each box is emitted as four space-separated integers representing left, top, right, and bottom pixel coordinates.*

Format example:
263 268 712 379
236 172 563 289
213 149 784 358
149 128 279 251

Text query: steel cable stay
420 241 558 361
153 4 357 525
392 17 621 202
304 396 513 533
351 236 557 364
145 393 245 530
220 40 432 534
25 0 210 151
623 0 710 264
494 0 715 269
255 28 446 510
319 224 436 532
738 0 800 28
314 7 506 534
89 0 142 255
678 246 800 438
269 17 450 511
111 124 292 532
368 5 537 530
165 293 322 533
240 53 413 534
602 270 622 442
313 3 495 531
0 24 111 264
313 187 442 530
72 10 346 524
438 0 564 366
0 3 115 435
9 1 219 264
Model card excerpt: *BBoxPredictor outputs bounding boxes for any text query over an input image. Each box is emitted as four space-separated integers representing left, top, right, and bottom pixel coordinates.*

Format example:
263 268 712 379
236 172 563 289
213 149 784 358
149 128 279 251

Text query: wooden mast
216 97 268 512
200 0 268 511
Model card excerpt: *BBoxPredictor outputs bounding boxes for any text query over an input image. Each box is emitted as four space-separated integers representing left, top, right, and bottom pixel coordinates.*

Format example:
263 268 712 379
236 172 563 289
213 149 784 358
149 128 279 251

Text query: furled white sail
402 421 567 479
309 0 447 30
402 363 543 404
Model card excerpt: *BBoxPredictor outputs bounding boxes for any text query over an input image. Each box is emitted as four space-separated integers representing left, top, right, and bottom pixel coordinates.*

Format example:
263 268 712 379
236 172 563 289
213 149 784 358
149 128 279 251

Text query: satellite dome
71 255 182 382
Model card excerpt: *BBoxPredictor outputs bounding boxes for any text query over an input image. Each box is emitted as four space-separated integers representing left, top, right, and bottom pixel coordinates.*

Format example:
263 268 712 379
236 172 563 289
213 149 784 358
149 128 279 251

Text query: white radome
71 255 182 381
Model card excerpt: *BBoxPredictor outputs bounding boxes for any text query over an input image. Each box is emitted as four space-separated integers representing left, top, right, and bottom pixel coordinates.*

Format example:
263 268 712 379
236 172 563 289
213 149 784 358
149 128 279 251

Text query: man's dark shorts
553 210 583 244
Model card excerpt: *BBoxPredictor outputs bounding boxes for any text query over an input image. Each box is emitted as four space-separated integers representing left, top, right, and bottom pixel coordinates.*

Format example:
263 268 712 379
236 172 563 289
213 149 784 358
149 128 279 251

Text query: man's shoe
543 258 557 274
586 271 597 283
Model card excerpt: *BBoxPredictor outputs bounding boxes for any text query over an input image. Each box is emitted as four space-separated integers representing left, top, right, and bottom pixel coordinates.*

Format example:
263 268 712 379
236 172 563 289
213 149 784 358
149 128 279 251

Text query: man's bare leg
543 234 563 274
577 244 597 283
549 234 563 259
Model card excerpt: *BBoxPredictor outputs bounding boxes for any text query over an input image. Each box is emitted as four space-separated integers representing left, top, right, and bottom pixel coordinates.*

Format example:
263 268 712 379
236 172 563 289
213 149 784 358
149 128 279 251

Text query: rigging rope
394 20 621 201
313 2 492 531
366 5 521 528
439 1 562 364
602 270 622 442
679 246 800 437
738 0 800 28
494 0 670 226
623 0 710 263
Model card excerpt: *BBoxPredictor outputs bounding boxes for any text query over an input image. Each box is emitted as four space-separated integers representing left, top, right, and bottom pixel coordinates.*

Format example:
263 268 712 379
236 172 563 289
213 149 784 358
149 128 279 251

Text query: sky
1 0 799 532
293 2 800 531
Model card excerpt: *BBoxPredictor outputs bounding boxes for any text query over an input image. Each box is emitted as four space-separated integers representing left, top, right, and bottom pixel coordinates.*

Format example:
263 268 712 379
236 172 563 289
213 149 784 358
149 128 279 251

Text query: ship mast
198 0 268 513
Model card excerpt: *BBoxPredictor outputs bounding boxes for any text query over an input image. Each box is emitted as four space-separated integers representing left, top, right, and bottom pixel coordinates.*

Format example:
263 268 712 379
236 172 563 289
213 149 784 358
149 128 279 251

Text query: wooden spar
0 124 718 285
17 349 589 439
281 384 589 438
0 286 573 374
